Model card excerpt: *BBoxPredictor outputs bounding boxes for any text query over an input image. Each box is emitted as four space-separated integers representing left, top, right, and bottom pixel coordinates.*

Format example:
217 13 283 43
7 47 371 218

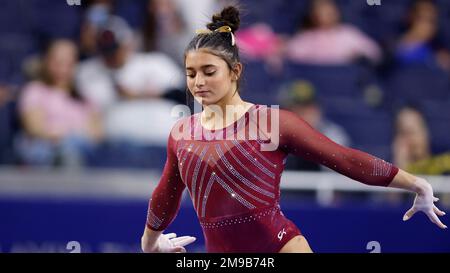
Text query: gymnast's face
185 49 240 106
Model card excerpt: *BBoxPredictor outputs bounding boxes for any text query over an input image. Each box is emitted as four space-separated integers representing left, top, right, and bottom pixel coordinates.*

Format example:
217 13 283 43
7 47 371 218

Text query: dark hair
40 40 85 102
409 0 437 13
141 1 157 52
406 0 438 27
300 0 341 31
184 6 242 106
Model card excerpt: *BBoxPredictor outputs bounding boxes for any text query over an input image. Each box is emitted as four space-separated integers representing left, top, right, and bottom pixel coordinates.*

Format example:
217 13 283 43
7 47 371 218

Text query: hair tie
195 25 236 46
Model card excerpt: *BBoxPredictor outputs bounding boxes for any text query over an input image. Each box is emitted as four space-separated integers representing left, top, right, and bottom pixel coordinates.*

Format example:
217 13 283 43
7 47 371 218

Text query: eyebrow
186 64 216 70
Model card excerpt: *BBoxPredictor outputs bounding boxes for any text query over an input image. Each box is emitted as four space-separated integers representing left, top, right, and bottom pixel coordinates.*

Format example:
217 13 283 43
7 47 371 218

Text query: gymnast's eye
204 71 216 76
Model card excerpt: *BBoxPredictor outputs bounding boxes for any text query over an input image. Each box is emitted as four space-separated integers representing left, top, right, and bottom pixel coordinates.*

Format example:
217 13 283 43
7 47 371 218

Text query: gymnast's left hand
402 178 447 229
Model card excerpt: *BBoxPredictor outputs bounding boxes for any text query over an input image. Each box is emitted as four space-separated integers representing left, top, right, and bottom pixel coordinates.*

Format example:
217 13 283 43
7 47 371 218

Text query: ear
231 62 242 81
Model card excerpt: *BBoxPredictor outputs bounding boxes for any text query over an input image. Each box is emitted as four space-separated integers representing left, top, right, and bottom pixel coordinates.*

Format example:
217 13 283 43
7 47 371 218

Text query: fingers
433 205 446 217
164 233 177 239
426 210 447 229
433 197 439 202
403 207 417 221
171 236 197 247
172 246 187 253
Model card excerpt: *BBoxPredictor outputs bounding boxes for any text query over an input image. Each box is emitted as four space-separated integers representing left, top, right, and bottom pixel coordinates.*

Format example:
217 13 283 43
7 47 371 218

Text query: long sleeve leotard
146 105 398 252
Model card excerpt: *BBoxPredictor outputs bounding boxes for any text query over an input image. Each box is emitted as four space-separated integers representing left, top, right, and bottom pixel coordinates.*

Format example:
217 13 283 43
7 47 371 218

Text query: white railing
282 171 450 205
1 167 449 204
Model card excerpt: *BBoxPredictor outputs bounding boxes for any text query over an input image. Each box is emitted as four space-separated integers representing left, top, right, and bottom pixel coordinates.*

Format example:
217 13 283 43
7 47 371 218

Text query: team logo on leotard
277 228 287 241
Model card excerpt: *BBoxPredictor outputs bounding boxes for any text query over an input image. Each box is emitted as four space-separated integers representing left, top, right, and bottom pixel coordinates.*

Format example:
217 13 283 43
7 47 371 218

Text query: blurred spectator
389 105 450 205
237 23 282 60
76 17 184 146
0 85 12 107
137 0 191 67
395 0 450 70
393 106 431 170
236 23 284 73
17 40 103 168
393 106 450 175
279 80 351 171
79 0 120 59
284 0 382 65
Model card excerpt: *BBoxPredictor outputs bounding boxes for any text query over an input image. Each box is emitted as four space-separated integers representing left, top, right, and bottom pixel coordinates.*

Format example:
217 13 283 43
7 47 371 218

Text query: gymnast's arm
141 131 196 253
278 109 446 229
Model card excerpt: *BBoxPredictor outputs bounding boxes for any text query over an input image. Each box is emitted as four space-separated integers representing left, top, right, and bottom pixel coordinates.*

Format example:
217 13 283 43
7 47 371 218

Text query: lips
194 91 211 96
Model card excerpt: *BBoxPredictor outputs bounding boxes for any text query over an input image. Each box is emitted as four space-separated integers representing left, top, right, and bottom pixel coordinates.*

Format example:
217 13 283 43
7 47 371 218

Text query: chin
194 97 219 106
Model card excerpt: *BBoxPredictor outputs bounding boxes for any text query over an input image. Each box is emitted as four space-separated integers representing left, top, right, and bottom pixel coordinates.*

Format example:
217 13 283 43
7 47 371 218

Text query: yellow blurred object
406 152 450 175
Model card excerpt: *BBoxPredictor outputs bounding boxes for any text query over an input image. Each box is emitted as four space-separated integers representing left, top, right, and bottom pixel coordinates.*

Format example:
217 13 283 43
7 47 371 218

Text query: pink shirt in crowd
20 81 96 137
285 24 382 65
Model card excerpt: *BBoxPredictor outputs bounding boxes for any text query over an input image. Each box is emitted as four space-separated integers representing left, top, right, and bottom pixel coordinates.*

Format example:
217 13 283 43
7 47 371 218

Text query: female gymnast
141 6 446 253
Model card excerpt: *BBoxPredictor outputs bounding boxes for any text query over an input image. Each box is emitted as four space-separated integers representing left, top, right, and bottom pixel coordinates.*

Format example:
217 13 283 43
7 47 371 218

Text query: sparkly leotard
146 105 398 252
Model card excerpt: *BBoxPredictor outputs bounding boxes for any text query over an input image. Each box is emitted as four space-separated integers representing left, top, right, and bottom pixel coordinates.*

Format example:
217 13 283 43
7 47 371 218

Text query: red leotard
146 104 398 252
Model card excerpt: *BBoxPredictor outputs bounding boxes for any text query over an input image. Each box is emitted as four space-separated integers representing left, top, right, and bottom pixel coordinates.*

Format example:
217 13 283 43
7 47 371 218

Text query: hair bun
207 6 240 32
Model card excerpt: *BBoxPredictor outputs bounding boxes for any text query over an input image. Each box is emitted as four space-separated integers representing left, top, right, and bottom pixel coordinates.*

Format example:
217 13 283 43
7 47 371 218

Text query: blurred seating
421 99 450 119
333 114 393 147
0 101 19 164
427 118 450 154
241 60 282 105
386 65 450 106
284 63 363 98
114 0 147 29
267 0 307 35
0 33 38 84
31 0 81 40
320 97 394 147
87 141 167 170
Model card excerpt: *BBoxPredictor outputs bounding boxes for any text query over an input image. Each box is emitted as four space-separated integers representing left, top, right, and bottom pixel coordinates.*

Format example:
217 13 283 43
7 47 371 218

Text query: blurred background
0 0 450 253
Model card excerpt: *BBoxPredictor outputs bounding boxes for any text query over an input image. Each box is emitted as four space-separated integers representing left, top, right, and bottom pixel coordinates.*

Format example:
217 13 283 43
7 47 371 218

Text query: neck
206 91 244 114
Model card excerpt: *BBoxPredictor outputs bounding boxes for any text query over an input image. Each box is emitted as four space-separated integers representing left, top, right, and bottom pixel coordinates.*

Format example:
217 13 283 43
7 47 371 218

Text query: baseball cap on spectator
279 80 317 108
97 16 133 56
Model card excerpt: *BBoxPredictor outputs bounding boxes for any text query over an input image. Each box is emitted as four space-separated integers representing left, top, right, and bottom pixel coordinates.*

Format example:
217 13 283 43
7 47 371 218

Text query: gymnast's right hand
141 230 197 253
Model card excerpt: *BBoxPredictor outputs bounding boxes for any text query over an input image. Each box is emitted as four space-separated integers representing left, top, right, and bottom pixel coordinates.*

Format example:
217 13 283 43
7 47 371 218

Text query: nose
195 74 205 87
